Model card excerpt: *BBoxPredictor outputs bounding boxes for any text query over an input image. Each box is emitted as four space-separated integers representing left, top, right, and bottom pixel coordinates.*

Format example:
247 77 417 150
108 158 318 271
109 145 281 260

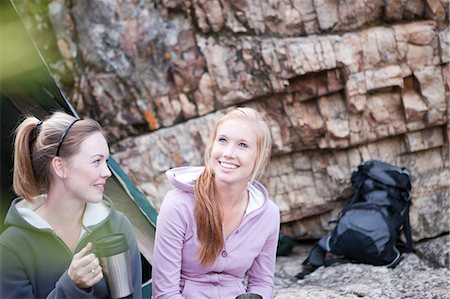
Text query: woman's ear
51 157 68 179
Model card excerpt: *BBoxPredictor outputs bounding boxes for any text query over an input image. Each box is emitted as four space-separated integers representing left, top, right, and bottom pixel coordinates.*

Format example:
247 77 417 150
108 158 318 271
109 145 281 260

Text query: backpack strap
295 264 319 279
295 242 326 279
400 202 414 253
302 243 327 267
296 240 358 280
349 168 366 205
323 257 354 267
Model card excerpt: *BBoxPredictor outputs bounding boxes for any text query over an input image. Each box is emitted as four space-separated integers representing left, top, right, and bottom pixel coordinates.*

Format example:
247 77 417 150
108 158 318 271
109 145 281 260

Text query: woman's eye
93 159 101 165
218 137 227 143
239 143 248 148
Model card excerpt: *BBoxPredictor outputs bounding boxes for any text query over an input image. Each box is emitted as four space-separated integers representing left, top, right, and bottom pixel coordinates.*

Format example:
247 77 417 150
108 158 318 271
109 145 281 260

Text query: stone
404 127 445 152
414 66 447 125
313 0 338 30
415 234 450 269
274 243 450 299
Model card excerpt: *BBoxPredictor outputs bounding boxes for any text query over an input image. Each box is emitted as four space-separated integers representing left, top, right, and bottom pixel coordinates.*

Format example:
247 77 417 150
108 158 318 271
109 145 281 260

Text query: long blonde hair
194 107 273 265
13 112 105 201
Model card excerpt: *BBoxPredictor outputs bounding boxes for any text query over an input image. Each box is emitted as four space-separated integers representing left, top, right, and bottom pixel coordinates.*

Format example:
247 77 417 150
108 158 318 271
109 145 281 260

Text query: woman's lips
93 184 105 192
219 161 238 169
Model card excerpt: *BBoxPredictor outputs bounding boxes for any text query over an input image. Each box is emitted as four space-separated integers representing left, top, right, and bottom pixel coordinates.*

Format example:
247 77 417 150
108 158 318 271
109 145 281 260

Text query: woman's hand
68 242 103 289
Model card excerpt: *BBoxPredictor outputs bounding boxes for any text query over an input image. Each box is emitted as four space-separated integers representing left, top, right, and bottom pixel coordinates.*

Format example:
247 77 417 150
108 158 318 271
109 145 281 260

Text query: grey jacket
0 196 142 298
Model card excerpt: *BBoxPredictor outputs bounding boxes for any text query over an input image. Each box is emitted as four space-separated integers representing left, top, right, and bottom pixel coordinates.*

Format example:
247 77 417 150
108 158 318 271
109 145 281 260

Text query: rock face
17 1 449 243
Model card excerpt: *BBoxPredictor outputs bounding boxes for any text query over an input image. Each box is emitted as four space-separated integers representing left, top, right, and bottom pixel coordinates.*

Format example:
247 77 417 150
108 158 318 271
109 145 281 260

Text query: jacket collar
9 195 112 231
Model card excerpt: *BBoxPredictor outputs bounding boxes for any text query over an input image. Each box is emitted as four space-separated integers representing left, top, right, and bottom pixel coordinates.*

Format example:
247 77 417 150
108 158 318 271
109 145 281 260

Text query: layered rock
17 0 449 242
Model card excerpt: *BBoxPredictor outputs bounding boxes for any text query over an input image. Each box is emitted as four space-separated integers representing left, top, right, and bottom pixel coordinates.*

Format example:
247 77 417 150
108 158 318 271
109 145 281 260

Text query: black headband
34 120 43 135
55 118 80 157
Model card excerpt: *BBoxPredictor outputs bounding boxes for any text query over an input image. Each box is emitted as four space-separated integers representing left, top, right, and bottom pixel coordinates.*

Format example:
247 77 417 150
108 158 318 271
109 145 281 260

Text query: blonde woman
152 107 280 299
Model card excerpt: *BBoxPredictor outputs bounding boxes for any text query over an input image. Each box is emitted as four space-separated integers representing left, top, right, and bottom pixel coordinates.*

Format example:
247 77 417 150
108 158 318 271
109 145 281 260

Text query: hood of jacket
165 166 204 193
165 166 270 214
4 195 114 234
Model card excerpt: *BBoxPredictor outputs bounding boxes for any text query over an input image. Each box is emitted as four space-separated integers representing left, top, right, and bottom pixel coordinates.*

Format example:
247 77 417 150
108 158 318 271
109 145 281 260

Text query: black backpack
296 160 413 279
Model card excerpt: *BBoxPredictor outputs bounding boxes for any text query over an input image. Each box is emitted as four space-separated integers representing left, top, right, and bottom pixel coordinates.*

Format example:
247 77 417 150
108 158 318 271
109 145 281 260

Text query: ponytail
194 169 224 266
13 117 42 200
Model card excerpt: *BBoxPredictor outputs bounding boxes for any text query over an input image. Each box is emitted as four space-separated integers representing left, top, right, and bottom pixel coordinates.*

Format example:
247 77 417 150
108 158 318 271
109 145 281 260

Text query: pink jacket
152 167 280 299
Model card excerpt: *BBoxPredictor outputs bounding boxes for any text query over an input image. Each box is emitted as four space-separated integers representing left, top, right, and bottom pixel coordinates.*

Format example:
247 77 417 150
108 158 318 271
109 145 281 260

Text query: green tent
0 1 156 296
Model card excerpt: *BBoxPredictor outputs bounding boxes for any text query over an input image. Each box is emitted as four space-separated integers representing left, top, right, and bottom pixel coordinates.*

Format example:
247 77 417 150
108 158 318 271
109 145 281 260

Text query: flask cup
235 293 263 299
95 233 133 298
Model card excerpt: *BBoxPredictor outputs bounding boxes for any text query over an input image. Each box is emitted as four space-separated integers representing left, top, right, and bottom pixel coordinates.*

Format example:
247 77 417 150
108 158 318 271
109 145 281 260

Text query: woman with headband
0 112 142 298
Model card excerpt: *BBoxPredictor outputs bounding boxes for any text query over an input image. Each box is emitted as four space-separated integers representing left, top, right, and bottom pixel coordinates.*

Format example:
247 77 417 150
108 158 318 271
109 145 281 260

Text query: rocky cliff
16 0 449 246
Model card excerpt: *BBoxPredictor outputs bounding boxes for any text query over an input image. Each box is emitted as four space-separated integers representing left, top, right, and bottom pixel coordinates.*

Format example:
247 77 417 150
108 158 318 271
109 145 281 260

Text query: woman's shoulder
104 209 131 232
159 189 195 215
266 198 280 213
154 189 196 229
260 198 279 226
0 225 23 245
250 181 280 213
109 208 128 221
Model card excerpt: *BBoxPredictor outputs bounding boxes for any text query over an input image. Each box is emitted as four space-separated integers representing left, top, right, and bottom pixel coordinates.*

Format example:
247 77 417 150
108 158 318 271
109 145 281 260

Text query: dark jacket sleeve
48 271 96 298
0 243 97 299
1 243 36 298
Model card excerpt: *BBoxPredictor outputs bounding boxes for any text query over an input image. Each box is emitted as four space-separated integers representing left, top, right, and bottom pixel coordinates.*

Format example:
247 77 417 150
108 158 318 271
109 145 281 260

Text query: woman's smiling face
210 118 259 186
63 132 112 203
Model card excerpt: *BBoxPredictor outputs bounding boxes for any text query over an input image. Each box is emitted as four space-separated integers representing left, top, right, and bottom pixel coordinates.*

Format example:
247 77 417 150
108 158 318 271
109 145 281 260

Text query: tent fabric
108 158 158 227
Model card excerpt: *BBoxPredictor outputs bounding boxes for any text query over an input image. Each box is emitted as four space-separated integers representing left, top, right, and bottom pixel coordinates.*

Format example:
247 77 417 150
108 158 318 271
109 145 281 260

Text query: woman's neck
36 189 86 252
216 182 248 209
40 187 86 227
216 182 250 239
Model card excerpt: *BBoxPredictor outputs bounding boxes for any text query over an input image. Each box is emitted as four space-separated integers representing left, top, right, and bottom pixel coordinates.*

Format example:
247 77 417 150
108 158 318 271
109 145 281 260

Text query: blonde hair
194 107 273 265
13 112 105 201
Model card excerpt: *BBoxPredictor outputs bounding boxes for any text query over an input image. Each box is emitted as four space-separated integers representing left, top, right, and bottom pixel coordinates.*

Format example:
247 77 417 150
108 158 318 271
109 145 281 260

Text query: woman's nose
102 163 112 178
223 145 236 157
